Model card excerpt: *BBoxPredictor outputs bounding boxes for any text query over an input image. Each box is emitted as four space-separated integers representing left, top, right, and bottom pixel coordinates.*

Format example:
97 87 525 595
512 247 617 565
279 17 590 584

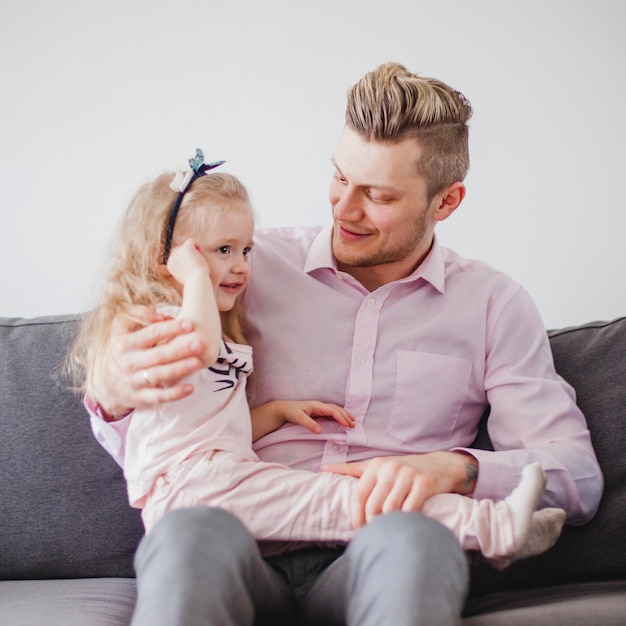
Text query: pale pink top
124 338 254 508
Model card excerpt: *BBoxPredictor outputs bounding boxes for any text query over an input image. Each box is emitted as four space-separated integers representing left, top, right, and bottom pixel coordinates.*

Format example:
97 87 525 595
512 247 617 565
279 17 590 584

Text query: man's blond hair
346 62 473 199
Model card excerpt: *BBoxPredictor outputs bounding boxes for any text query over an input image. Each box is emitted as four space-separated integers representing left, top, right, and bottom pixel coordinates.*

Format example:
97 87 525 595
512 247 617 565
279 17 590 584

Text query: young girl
74 149 565 567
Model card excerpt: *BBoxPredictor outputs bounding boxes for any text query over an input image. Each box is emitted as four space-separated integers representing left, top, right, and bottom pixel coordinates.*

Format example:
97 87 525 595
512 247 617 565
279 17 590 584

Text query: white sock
504 462 547 550
519 507 566 558
489 463 566 570
490 508 566 570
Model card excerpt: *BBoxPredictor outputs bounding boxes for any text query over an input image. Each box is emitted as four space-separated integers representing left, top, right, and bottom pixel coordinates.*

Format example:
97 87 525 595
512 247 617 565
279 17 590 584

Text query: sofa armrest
0 315 144 579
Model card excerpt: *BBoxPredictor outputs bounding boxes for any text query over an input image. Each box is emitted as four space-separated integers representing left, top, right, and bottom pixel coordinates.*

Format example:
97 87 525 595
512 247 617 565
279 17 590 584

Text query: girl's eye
243 246 252 256
218 245 230 254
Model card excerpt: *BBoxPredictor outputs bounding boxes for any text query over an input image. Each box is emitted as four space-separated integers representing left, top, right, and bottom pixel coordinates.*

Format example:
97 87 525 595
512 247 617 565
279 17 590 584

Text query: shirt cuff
84 394 132 468
84 393 132 422
452 446 521 501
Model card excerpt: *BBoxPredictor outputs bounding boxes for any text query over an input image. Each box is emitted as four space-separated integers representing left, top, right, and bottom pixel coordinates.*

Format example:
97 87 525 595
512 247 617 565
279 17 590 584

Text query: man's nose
333 186 362 221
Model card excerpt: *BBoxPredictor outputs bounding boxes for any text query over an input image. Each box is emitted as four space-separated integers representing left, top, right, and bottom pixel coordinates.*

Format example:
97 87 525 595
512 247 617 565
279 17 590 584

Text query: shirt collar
304 223 335 273
304 223 446 294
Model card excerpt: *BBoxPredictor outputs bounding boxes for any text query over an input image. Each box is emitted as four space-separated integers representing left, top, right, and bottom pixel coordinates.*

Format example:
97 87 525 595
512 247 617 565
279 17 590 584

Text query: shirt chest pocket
386 351 472 447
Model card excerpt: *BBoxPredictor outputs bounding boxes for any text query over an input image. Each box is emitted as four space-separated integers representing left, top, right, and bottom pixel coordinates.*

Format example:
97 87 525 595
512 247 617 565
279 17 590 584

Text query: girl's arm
251 400 355 441
166 239 222 368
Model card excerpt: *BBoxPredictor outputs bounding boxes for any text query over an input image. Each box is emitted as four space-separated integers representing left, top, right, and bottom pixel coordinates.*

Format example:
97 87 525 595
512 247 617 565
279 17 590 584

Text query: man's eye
367 190 391 203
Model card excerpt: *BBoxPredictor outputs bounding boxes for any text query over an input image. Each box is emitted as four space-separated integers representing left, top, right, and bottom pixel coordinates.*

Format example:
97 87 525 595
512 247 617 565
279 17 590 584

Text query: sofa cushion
469 317 626 596
463 580 626 625
0 578 136 625
0 315 144 579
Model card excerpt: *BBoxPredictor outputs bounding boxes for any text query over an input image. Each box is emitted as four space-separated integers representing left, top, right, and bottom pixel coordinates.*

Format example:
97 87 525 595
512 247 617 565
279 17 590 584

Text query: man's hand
323 451 478 528
92 305 206 418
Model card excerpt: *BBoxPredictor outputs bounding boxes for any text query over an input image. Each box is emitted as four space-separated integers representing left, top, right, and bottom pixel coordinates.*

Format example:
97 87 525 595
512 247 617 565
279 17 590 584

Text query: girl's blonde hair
69 171 253 395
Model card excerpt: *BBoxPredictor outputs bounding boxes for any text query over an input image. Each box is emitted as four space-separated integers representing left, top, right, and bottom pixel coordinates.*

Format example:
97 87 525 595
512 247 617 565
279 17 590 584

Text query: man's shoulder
440 245 525 310
442 245 519 284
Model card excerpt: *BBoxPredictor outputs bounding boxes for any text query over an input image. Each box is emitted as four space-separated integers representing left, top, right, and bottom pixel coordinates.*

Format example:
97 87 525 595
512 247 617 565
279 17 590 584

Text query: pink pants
141 450 515 558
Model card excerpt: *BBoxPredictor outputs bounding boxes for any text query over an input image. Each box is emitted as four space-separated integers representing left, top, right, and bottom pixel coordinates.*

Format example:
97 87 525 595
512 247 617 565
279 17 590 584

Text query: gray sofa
0 313 625 625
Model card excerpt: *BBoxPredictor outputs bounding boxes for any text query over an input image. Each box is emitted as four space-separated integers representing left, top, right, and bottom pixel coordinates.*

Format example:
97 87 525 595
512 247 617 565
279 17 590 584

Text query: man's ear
432 182 466 222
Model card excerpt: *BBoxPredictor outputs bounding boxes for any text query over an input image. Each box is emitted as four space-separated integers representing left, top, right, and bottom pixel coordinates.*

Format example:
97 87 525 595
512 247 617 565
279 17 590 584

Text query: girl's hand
277 400 355 434
251 400 355 441
166 239 209 286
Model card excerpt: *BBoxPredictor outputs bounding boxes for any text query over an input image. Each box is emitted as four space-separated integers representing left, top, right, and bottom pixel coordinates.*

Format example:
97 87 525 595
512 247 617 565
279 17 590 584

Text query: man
87 62 602 625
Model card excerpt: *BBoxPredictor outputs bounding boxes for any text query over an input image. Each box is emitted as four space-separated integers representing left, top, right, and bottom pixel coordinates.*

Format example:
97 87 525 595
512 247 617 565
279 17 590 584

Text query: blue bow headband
162 148 226 264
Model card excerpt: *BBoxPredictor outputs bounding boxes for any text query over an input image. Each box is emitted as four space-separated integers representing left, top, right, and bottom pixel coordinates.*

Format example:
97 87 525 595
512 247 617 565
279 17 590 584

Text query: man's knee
150 506 250 537
349 510 466 567
343 512 468 625
132 508 268 625
136 507 256 568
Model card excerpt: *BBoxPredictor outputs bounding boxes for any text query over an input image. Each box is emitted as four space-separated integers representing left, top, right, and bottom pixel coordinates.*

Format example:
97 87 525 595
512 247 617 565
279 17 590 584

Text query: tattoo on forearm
464 461 478 491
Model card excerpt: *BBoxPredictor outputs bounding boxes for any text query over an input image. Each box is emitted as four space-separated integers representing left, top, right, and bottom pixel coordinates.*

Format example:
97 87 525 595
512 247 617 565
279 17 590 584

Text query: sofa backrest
0 314 624 590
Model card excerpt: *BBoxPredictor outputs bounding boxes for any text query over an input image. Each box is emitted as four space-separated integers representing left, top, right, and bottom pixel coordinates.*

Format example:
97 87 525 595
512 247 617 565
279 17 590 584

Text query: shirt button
331 442 340 452
367 298 375 307
356 355 366 365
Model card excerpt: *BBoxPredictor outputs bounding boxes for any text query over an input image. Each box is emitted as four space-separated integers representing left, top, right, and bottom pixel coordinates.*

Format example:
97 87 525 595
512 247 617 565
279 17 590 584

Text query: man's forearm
455 451 479 495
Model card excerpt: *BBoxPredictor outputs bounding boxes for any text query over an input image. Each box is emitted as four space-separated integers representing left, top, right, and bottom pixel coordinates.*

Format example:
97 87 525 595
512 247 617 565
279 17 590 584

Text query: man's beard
333 211 429 268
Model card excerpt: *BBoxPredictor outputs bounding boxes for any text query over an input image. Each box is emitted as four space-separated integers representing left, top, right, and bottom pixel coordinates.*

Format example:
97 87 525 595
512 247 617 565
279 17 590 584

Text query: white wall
1 0 625 328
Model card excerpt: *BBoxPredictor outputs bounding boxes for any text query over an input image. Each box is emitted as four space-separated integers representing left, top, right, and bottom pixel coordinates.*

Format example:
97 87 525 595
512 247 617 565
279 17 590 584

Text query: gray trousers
132 507 468 626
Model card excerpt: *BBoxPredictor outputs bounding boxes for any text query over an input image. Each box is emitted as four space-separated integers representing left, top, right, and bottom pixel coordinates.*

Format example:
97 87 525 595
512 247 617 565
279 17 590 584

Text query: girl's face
196 201 254 312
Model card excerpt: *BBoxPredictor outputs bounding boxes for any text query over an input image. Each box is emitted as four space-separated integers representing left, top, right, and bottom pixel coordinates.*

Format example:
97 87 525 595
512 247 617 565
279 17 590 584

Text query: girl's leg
422 463 565 566
150 451 358 542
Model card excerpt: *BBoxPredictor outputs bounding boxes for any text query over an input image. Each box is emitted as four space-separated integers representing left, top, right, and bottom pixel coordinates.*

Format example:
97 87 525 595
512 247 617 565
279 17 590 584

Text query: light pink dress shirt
93 316 541 560
89 224 602 525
